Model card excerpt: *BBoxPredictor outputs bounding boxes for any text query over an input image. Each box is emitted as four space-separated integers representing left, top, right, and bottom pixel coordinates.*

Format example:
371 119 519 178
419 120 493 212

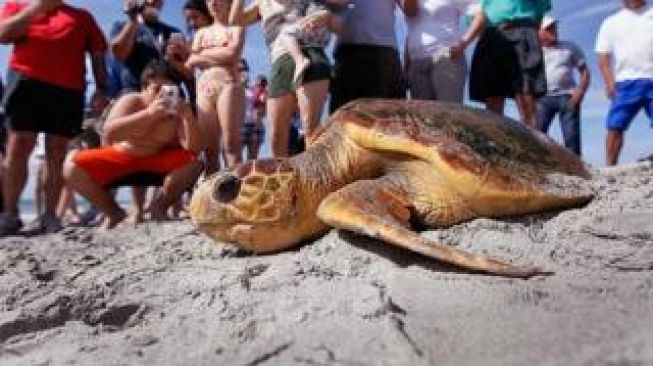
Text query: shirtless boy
64 61 202 229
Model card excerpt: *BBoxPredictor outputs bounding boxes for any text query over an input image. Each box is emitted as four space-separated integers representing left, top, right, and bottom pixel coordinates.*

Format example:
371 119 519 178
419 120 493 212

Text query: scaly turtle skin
190 99 593 277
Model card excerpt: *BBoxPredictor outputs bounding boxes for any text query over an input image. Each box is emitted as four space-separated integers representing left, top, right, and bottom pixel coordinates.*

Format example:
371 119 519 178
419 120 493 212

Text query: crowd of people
0 0 650 235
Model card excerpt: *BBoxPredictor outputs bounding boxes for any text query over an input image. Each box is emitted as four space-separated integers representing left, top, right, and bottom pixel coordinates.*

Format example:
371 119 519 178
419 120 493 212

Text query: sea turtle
190 99 593 277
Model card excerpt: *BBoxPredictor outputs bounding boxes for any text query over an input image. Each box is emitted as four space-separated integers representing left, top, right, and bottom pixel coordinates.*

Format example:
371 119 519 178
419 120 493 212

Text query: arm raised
232 0 261 26
103 95 165 145
0 1 53 44
177 102 202 153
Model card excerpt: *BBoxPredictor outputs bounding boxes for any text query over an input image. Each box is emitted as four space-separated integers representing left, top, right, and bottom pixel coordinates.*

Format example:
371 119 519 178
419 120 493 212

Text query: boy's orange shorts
73 146 197 187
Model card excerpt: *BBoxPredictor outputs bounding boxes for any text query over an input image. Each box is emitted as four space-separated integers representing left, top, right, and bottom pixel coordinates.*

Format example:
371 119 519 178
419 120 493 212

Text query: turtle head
190 159 313 252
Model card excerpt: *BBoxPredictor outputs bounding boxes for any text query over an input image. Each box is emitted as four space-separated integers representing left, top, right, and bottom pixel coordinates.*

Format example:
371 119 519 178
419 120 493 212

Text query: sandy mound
1 163 653 366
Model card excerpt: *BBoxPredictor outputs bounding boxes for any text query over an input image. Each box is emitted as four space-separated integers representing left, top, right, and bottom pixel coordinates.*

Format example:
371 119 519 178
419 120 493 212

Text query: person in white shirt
404 0 484 102
536 15 590 156
596 0 653 166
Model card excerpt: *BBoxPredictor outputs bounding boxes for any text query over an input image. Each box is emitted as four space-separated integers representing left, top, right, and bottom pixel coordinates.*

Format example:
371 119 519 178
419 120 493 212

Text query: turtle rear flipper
317 180 544 278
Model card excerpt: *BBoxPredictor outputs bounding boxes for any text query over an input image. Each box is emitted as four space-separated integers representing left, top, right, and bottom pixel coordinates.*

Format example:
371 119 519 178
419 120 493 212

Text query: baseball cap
541 14 558 30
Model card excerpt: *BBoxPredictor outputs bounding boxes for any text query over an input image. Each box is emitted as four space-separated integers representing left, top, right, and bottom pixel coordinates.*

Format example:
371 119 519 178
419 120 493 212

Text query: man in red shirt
0 0 108 235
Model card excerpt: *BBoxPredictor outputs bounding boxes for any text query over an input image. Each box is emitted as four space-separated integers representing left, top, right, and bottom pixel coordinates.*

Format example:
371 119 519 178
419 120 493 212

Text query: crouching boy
64 61 202 228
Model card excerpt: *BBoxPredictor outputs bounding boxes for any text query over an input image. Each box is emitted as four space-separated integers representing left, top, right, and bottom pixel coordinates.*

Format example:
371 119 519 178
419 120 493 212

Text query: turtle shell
327 99 591 197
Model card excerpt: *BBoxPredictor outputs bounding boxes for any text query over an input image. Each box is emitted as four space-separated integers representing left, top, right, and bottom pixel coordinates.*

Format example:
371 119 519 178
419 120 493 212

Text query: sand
1 162 653 366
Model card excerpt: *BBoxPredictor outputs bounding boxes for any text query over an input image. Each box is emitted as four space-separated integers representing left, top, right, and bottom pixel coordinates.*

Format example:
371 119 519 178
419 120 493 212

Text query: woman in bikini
185 0 245 175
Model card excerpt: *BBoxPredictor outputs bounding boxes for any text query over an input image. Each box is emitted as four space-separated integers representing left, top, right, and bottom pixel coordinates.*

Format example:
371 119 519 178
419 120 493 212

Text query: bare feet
102 210 128 229
293 56 310 86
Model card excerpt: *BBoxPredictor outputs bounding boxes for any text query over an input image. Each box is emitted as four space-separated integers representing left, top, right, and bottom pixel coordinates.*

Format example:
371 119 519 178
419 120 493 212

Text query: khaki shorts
268 47 331 98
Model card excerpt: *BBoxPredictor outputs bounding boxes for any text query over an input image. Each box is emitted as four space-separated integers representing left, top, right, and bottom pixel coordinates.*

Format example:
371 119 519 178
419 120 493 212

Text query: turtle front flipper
317 180 543 278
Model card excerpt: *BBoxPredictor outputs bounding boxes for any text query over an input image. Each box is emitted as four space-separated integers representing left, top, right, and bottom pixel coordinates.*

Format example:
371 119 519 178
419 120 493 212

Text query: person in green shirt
469 0 550 129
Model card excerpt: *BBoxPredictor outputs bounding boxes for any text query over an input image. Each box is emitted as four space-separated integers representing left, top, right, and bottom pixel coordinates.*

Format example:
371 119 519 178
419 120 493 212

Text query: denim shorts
606 79 653 131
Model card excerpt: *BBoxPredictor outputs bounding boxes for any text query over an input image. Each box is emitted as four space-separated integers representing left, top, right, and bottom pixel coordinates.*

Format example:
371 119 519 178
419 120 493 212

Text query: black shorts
2 70 85 137
330 44 405 113
469 24 547 102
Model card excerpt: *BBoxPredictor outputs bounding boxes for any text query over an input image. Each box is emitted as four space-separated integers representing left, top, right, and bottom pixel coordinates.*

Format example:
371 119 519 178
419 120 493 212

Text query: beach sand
1 162 653 366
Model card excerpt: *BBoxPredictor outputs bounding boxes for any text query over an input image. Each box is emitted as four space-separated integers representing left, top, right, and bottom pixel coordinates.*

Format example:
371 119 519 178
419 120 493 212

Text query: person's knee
175 159 202 174
47 148 68 166
7 134 36 158
187 160 202 174
164 161 201 190
62 149 87 180
62 159 81 185
607 128 624 139
45 138 70 162
222 83 245 104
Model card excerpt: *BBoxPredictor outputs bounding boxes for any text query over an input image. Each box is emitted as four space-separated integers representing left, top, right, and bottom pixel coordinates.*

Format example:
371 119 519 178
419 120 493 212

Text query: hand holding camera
124 0 145 19
160 85 180 115
146 86 179 119
147 97 169 120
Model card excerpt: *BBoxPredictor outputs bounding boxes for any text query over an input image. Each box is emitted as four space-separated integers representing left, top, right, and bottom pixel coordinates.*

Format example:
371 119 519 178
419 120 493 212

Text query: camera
125 0 145 16
161 85 180 113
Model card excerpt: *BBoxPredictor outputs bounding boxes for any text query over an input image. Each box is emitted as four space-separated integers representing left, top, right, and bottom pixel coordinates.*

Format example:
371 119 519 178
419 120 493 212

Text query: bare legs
2 132 69 221
218 83 245 167
149 161 202 220
3 131 37 216
56 185 80 223
43 135 70 219
606 129 623 166
267 80 330 157
35 159 46 216
64 156 202 229
128 187 146 224
485 93 538 129
296 80 329 144
267 93 296 158
63 157 126 229
198 83 244 174
198 92 221 175
515 93 539 129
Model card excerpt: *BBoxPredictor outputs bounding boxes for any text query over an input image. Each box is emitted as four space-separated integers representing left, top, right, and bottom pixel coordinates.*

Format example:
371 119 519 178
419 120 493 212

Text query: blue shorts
606 79 653 131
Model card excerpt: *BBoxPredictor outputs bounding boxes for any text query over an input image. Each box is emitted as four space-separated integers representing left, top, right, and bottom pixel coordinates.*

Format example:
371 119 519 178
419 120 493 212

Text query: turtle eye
213 175 241 203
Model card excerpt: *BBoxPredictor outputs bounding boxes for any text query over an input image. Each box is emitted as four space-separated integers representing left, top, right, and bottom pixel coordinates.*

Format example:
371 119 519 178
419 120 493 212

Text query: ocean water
18 199 38 221
19 198 36 216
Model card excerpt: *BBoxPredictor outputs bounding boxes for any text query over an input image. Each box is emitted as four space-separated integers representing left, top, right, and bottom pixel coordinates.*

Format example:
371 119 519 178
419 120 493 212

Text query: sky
0 0 651 168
